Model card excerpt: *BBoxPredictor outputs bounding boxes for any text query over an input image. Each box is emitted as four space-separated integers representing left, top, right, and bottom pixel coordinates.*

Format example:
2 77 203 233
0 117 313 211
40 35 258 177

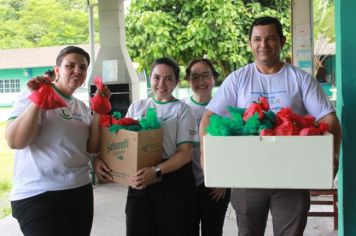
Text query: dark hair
248 16 284 40
150 57 180 81
56 46 90 66
44 69 55 80
185 58 219 80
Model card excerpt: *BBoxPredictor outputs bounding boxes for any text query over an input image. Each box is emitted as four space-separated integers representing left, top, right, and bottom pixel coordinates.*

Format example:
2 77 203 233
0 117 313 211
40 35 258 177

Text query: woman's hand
91 84 111 115
27 76 50 91
94 84 111 98
94 157 113 182
209 188 227 201
129 167 156 189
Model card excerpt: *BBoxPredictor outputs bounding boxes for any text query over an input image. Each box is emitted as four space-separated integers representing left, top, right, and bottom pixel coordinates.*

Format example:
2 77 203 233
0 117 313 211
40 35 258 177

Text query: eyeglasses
189 72 212 81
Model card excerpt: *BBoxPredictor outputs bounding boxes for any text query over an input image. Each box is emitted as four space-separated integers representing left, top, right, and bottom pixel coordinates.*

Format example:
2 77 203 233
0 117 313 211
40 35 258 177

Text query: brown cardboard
100 127 163 185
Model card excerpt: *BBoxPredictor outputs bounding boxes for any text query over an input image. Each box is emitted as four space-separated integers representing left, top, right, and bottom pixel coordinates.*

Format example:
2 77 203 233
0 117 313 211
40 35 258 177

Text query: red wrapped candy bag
260 128 275 136
299 127 321 136
299 115 316 128
274 121 299 136
259 96 270 111
243 103 264 121
243 96 269 121
29 77 66 109
90 76 111 115
317 122 329 134
112 117 139 126
100 114 112 127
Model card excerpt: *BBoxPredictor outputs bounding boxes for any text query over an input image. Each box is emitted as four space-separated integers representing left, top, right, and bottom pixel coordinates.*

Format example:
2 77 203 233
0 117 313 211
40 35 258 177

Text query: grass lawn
0 121 13 218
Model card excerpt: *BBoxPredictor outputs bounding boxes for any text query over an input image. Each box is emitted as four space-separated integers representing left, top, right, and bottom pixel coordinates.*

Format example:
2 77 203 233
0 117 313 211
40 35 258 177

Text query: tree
0 0 94 49
313 0 335 77
126 0 291 81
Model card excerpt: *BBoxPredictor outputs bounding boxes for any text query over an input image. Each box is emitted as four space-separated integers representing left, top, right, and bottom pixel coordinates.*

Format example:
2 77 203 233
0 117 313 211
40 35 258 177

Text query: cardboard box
203 134 334 189
100 128 163 185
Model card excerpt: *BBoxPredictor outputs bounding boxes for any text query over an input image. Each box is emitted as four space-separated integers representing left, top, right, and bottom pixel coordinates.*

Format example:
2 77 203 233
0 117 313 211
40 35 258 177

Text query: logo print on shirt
59 108 72 120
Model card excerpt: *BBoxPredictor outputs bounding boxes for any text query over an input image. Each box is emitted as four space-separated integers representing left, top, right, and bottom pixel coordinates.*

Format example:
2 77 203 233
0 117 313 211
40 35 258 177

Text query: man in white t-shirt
199 16 341 236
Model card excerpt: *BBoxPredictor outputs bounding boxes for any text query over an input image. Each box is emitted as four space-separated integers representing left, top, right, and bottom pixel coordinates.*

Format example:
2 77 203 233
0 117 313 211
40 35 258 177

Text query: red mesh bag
242 96 270 121
259 96 270 111
276 107 297 123
29 77 66 109
243 103 264 121
112 117 139 126
299 127 321 136
90 76 111 115
274 121 299 136
100 114 112 127
260 128 275 136
299 115 316 128
317 122 329 134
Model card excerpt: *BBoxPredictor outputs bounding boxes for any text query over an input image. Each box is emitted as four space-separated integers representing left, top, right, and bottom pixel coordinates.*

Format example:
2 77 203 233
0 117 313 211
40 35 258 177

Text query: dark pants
125 163 195 236
192 184 231 236
230 188 310 236
11 183 93 236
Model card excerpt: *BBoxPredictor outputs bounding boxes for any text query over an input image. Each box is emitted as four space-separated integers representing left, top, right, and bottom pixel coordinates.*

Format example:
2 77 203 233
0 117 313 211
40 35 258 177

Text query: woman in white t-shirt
94 57 197 236
182 58 230 236
5 46 102 236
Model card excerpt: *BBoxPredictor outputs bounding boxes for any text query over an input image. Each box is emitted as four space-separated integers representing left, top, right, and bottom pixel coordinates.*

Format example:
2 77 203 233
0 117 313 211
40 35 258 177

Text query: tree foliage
312 0 335 76
0 0 293 83
0 0 92 49
313 0 334 41
126 0 291 80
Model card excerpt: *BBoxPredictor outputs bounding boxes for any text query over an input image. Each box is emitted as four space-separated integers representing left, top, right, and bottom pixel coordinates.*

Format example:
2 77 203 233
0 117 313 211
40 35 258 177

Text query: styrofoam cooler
203 134 334 189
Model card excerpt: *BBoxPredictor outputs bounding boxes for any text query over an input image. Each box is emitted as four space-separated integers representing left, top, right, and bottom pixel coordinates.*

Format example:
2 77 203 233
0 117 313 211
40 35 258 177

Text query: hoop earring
55 76 59 82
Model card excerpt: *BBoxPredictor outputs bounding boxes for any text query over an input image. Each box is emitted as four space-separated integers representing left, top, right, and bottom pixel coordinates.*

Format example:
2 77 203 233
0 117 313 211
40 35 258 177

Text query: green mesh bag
139 107 160 130
241 113 260 135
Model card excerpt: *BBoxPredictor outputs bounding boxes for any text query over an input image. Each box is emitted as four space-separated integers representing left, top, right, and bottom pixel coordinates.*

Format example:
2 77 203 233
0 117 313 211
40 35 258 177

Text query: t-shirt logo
58 108 72 120
188 130 196 135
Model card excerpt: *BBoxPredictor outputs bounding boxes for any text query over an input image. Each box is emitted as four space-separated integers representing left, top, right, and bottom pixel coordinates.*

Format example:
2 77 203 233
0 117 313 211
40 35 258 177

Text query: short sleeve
176 104 197 145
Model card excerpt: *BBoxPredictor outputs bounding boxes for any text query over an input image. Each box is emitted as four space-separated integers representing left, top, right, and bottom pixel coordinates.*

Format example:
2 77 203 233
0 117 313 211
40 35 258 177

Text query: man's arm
318 112 342 175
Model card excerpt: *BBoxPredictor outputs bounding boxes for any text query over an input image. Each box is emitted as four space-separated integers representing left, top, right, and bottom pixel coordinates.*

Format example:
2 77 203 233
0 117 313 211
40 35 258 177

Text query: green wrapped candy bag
241 113 260 135
139 107 160 130
206 114 232 136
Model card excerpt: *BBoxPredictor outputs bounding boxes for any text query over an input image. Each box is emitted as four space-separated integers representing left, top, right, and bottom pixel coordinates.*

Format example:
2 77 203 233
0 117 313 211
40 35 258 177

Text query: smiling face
188 62 215 100
249 24 285 71
150 64 178 102
54 53 88 96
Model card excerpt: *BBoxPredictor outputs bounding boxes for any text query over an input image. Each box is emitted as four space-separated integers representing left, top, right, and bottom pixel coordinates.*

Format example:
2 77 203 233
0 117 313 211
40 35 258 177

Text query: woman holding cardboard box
182 58 231 236
94 57 197 236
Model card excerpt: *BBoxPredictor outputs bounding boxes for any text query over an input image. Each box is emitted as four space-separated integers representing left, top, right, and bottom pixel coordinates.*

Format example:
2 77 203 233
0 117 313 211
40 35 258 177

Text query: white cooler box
203 134 334 189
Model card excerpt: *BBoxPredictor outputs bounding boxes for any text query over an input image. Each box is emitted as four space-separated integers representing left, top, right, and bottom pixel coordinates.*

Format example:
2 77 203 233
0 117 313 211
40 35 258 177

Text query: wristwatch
154 166 162 181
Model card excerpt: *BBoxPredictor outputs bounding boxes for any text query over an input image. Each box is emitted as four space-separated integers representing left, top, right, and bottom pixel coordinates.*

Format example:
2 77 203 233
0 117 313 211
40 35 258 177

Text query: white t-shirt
181 96 208 186
126 97 197 160
8 87 92 201
207 63 334 120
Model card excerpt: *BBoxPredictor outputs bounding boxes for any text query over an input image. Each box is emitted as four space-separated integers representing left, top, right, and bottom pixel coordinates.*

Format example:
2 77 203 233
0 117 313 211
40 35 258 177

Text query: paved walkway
0 182 337 236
